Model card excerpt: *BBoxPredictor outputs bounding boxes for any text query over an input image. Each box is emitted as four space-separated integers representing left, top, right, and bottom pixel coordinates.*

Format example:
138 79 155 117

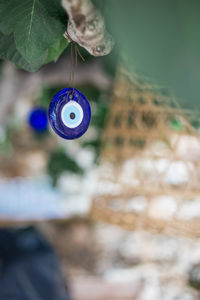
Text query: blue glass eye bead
28 107 48 132
48 88 91 140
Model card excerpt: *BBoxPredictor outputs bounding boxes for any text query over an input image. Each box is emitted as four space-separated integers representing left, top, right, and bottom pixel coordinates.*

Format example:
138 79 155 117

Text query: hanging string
64 30 85 96
69 41 75 90
75 43 85 63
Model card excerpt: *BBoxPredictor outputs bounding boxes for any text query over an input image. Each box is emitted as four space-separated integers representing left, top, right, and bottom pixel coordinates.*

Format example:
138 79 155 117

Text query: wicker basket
90 66 200 238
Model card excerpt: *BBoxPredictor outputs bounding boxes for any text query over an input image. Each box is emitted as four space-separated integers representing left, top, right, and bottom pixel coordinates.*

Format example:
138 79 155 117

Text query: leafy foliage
44 36 68 64
47 149 84 185
0 33 46 72
189 263 200 290
0 0 68 71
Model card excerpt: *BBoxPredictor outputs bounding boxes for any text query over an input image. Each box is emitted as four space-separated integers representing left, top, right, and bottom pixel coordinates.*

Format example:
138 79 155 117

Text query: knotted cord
64 30 85 95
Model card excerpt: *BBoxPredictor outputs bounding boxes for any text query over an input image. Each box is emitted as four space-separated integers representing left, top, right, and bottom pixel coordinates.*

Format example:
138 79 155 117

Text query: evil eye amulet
48 88 91 139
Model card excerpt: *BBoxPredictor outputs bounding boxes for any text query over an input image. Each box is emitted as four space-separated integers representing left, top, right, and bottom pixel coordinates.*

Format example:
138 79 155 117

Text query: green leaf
14 0 65 62
0 0 21 34
40 0 66 21
0 32 47 72
47 149 84 186
0 0 66 63
44 36 68 64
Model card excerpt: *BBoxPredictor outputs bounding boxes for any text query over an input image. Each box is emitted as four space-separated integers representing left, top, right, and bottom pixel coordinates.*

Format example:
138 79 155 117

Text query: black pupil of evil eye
70 112 76 119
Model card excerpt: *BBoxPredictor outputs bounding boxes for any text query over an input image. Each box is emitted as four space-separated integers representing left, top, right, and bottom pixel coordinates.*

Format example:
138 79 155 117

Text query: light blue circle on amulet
61 101 83 128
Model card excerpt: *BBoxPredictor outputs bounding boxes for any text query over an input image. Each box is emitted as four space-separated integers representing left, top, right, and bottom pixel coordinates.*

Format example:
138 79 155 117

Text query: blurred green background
99 0 200 110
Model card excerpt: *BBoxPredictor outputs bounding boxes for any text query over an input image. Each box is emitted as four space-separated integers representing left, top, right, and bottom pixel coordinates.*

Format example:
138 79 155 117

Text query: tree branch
61 0 114 56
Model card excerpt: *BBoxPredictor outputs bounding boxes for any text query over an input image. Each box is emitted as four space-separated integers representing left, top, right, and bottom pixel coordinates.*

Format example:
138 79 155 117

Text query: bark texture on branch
62 0 114 56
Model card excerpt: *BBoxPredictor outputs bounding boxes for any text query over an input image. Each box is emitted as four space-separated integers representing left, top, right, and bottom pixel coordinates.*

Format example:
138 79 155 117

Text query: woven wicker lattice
90 66 200 238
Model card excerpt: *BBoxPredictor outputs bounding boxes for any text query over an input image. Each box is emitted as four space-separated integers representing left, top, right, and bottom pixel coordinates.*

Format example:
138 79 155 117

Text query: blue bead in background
48 87 91 140
28 108 48 132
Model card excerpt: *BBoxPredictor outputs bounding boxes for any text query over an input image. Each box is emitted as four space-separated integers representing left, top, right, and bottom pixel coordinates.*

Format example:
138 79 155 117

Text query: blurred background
1 0 200 299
